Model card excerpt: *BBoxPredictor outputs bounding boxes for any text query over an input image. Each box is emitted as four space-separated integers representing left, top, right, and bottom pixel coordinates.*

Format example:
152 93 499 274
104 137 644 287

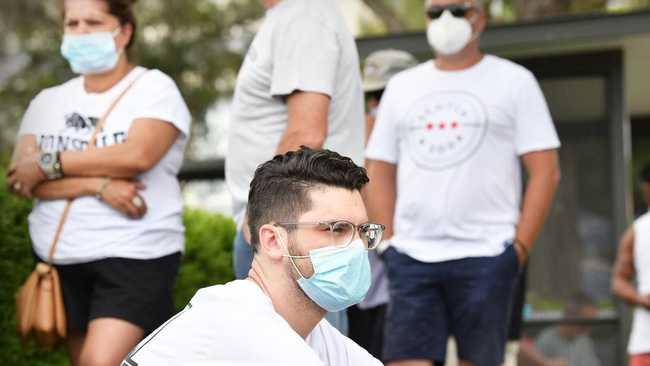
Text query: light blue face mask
285 239 371 312
60 28 121 75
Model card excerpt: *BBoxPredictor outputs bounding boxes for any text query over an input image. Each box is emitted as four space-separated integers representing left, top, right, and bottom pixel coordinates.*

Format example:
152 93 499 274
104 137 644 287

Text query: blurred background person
225 0 365 334
612 196 650 366
7 0 191 364
364 0 561 365
349 49 418 360
360 50 418 145
518 293 601 366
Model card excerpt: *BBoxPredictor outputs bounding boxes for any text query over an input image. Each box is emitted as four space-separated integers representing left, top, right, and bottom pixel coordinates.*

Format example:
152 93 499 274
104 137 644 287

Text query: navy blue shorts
383 243 520 366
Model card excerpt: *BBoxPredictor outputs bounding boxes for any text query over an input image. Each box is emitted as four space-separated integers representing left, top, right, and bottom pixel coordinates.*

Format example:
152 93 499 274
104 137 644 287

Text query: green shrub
0 157 68 365
0 157 236 364
176 209 236 309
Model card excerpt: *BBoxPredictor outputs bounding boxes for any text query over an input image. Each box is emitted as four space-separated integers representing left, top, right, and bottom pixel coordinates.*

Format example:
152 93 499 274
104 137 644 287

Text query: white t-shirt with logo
122 280 381 366
366 55 560 263
226 0 365 227
18 67 191 265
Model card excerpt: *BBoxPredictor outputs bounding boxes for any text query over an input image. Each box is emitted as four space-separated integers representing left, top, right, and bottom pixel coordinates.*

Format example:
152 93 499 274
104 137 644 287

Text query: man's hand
7 151 46 198
99 179 147 219
513 241 528 266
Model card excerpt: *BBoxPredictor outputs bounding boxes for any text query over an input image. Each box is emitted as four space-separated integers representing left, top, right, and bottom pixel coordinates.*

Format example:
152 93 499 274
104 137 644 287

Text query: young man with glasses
122 147 383 366
365 1 561 366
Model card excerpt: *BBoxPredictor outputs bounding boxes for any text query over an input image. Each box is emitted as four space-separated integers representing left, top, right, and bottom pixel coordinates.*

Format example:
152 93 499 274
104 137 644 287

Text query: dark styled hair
247 146 369 252
641 161 650 184
105 0 137 49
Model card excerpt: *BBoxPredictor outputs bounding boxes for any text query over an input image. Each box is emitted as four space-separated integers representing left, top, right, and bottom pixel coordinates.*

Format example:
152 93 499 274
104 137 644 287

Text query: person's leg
383 247 448 366
84 253 181 363
369 304 387 359
348 304 386 358
56 262 93 366
347 305 368 348
446 244 520 366
233 229 255 279
66 331 85 366
78 318 144 366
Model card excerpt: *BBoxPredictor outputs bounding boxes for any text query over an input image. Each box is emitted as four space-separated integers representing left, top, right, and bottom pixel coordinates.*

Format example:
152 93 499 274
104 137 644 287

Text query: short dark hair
641 161 650 184
247 146 369 251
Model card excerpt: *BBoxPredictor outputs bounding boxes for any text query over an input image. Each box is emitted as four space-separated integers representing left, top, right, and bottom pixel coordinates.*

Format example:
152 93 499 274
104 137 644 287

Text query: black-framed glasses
275 220 386 250
426 3 474 19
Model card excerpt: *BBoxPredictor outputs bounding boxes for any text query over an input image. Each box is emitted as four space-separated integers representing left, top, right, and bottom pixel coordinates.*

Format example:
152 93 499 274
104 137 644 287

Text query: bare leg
78 317 144 366
66 330 86 366
458 361 475 366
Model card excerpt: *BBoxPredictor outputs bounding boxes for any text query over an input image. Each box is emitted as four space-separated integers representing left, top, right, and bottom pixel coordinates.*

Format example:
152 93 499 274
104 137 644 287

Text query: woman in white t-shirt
7 0 191 364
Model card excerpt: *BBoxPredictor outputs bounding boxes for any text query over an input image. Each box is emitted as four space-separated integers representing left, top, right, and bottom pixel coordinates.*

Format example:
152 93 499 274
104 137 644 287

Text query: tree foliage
0 0 263 155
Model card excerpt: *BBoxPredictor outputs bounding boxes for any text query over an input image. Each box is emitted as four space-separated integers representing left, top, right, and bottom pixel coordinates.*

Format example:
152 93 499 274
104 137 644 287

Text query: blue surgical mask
285 239 371 312
60 28 121 75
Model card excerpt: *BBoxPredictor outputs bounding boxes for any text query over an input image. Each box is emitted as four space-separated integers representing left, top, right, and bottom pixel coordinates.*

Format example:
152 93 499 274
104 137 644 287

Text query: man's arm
612 226 650 308
364 160 397 242
275 91 329 155
515 149 561 263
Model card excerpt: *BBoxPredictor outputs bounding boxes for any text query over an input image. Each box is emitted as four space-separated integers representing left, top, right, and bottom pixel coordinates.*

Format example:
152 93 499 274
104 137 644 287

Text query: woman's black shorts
54 252 181 335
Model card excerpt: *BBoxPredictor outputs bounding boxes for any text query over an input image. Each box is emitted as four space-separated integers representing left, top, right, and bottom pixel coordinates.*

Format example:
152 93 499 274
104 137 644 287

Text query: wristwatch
38 152 64 180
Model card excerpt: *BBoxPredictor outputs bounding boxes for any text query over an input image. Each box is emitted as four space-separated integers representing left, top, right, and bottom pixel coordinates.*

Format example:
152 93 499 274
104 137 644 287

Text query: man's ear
258 224 285 261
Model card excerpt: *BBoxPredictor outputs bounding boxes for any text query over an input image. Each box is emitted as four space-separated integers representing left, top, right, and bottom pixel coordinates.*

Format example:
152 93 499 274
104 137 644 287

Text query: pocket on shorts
502 243 520 276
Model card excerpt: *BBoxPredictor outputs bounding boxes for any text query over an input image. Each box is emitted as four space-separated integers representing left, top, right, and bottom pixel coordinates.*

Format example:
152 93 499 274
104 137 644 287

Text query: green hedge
0 159 236 365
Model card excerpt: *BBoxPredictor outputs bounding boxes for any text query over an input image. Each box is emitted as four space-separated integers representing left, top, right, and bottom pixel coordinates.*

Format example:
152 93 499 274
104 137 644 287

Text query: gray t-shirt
226 0 365 226
535 327 602 366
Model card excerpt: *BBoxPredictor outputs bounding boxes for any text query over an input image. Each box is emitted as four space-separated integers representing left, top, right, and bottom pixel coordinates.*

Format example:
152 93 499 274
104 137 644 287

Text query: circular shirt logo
403 91 488 171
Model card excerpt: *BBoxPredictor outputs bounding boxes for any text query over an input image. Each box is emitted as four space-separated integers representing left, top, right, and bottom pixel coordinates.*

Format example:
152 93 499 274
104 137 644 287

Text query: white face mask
426 10 473 55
